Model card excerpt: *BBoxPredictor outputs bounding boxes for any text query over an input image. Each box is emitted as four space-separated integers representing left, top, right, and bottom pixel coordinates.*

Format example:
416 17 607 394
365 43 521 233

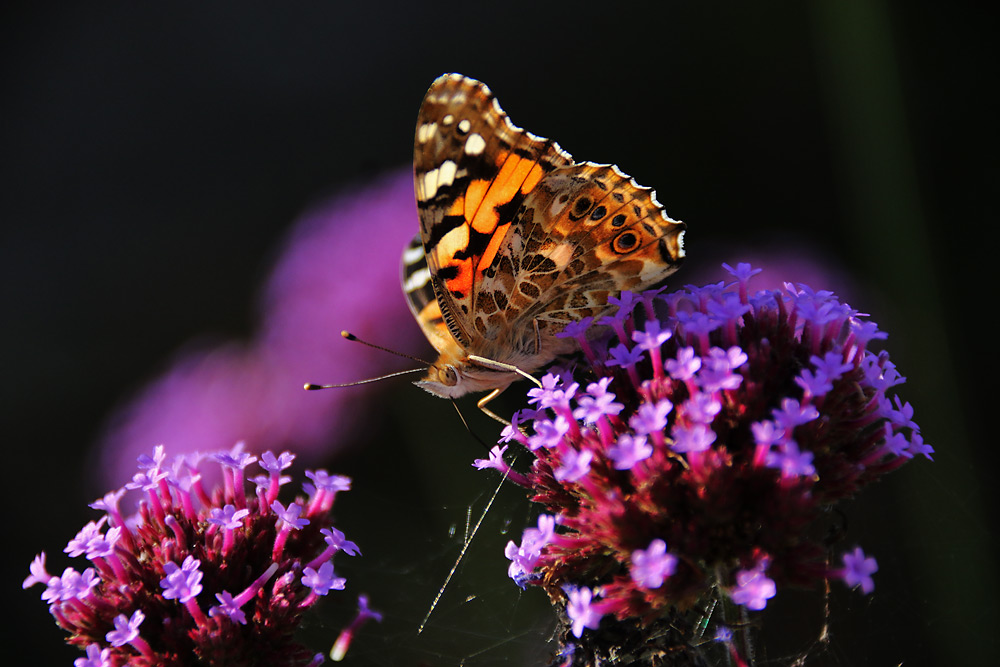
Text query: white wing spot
417 122 437 144
439 159 458 185
465 133 486 156
402 244 425 265
442 114 455 126
628 177 647 191
503 117 524 133
420 170 437 199
552 141 572 160
491 98 505 117
458 119 471 134
404 266 431 292
421 159 458 199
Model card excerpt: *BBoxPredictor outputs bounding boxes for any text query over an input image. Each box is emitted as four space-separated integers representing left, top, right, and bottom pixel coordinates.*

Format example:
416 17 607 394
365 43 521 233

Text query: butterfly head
415 358 519 400
415 364 464 398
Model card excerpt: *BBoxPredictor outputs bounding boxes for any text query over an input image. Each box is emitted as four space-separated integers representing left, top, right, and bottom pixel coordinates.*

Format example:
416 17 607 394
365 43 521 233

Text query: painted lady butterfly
402 74 685 417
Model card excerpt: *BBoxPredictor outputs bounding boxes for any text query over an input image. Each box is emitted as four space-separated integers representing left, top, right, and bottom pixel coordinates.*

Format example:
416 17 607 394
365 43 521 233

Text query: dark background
3 1 996 665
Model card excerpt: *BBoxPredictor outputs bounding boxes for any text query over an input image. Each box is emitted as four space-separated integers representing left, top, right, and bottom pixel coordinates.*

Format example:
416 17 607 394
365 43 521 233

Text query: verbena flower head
493 263 931 663
25 443 367 667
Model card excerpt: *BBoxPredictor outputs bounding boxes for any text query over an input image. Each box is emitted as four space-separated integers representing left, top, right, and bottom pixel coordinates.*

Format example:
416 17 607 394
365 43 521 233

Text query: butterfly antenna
304 331 434 390
341 330 433 366
303 367 426 390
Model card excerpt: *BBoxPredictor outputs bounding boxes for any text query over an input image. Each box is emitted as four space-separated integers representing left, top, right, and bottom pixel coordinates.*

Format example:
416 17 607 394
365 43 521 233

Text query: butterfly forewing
413 74 573 346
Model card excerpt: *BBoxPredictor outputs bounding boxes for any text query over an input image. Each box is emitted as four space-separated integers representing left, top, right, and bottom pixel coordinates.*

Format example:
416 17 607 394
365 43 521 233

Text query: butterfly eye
438 365 459 387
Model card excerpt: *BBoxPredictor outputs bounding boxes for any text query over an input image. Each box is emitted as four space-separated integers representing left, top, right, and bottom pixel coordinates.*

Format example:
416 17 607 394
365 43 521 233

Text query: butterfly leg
467 356 542 425
477 388 510 426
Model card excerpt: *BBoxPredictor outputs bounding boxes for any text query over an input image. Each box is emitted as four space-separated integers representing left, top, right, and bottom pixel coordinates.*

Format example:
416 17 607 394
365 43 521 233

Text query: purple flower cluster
25 444 368 667
490 263 931 660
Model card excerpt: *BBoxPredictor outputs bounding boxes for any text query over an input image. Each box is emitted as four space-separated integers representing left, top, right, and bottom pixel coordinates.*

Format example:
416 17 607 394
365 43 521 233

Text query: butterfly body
403 74 686 403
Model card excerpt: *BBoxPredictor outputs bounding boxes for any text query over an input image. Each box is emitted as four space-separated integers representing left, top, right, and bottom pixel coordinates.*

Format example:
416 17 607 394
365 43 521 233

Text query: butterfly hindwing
400 234 454 355
471 163 685 338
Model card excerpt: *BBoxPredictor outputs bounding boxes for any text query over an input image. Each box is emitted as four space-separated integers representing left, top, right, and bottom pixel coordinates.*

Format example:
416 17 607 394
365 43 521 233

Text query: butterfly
401 74 686 419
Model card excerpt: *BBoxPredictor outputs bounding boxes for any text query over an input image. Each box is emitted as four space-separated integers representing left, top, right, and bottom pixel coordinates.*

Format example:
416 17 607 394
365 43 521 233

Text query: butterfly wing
472 162 685 345
408 73 687 395
400 233 456 355
413 73 573 350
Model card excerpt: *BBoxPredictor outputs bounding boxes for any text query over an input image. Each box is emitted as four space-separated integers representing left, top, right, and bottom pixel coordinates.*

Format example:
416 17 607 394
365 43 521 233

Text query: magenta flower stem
184 597 209 627
129 635 154 659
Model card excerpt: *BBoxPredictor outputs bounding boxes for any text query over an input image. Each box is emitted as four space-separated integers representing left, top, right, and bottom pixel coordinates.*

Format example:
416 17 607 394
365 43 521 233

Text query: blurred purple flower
330 594 384 662
688 243 863 305
96 169 421 485
564 585 605 638
839 546 879 594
